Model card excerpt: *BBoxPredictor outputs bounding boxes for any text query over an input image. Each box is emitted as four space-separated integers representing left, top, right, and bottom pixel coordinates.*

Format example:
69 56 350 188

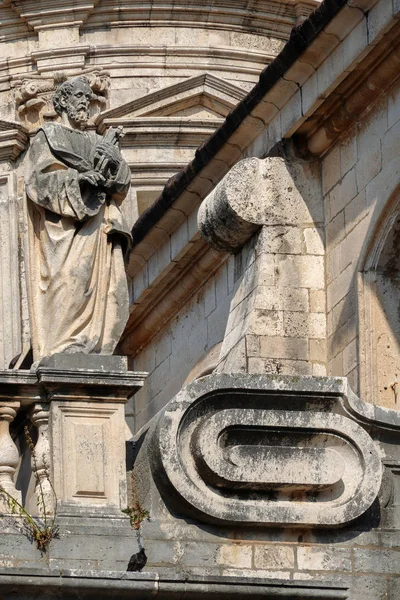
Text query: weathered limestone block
133 374 384 528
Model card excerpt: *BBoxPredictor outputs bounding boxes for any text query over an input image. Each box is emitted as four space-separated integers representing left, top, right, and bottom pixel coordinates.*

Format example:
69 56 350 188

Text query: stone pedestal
36 354 147 515
0 356 148 571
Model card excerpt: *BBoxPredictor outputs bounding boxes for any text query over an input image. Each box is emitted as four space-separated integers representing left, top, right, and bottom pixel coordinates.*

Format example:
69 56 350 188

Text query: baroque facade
0 0 400 598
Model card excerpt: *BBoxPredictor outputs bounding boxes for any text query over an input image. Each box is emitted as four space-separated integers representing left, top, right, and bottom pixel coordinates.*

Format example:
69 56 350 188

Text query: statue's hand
95 142 122 170
78 171 106 187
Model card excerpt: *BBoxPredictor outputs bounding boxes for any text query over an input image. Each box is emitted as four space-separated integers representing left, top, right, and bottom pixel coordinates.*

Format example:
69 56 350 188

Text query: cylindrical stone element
0 401 21 511
197 157 261 253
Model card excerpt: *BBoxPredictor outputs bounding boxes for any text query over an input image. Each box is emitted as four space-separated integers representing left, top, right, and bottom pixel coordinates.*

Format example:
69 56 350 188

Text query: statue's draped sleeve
25 130 90 221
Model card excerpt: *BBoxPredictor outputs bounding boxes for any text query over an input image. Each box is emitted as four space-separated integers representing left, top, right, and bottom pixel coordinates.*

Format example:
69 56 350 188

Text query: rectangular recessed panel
57 405 122 506
73 421 106 497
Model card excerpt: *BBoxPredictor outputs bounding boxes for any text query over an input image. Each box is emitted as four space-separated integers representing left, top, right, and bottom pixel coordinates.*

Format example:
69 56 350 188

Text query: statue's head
53 77 92 126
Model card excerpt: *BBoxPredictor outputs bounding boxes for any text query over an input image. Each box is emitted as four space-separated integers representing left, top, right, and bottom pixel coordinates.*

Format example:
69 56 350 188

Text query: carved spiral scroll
151 374 382 527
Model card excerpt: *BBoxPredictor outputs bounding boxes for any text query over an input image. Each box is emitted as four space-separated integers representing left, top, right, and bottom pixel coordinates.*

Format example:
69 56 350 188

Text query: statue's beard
67 105 89 126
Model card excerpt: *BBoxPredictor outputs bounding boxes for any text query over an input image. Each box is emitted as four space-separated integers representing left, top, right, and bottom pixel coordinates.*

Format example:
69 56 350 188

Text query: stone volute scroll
197 157 262 253
135 374 383 528
198 154 320 254
25 76 132 362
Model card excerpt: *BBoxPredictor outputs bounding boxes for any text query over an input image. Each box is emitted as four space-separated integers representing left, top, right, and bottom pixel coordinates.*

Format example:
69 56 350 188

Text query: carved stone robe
25 123 132 361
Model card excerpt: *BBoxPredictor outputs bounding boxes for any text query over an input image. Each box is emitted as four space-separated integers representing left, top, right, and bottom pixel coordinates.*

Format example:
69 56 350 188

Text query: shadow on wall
330 179 400 409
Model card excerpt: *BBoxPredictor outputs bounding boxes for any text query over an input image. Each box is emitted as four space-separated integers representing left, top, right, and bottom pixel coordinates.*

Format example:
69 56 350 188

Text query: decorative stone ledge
135 374 384 528
0 568 349 599
0 119 29 162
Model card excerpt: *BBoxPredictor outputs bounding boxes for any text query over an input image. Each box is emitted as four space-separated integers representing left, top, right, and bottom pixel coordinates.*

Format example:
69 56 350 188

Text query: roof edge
130 0 347 248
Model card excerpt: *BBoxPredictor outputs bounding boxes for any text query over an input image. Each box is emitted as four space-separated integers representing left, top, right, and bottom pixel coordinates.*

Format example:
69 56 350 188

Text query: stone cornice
105 118 223 148
0 0 319 42
0 118 29 161
31 46 91 73
0 568 349 599
0 0 32 41
0 48 271 84
84 0 319 39
130 162 187 187
0 364 147 406
6 0 100 32
297 20 400 155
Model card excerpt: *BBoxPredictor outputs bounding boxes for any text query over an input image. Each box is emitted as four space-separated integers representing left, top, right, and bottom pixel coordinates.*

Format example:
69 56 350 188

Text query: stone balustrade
0 356 147 517
0 400 21 512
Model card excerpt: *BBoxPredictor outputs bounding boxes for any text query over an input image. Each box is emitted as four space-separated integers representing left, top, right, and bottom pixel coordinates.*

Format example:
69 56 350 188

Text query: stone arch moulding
358 183 400 409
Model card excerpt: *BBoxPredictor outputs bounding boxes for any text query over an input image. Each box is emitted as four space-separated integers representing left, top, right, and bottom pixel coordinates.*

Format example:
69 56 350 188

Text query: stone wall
324 78 400 408
0 1 400 598
131 255 235 431
129 73 400 420
124 6 400 596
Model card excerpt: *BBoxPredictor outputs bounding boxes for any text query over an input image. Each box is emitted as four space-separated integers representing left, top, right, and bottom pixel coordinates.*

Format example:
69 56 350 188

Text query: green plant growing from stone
0 425 58 553
122 503 150 530
122 470 150 530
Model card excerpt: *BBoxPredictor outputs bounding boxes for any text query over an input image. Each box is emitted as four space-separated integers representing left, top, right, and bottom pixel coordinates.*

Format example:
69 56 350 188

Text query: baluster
0 401 21 511
29 403 54 516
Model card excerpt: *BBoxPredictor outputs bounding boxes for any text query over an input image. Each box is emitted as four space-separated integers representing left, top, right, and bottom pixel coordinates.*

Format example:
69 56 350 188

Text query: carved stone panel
146 374 382 527
51 401 127 510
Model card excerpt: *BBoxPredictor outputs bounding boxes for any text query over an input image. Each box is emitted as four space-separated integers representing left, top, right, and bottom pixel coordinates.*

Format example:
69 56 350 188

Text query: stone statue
25 76 132 362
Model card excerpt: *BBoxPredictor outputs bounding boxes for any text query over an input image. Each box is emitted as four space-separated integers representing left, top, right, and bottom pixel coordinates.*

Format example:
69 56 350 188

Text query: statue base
37 352 129 373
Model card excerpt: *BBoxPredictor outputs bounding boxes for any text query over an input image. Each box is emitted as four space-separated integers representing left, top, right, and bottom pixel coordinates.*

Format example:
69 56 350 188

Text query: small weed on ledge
123 469 150 530
0 426 58 553
122 502 150 530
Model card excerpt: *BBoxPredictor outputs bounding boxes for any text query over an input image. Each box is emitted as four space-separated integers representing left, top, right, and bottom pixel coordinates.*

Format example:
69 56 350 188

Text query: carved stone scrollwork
14 78 54 123
13 70 110 131
146 374 383 527
87 70 110 109
0 401 21 511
